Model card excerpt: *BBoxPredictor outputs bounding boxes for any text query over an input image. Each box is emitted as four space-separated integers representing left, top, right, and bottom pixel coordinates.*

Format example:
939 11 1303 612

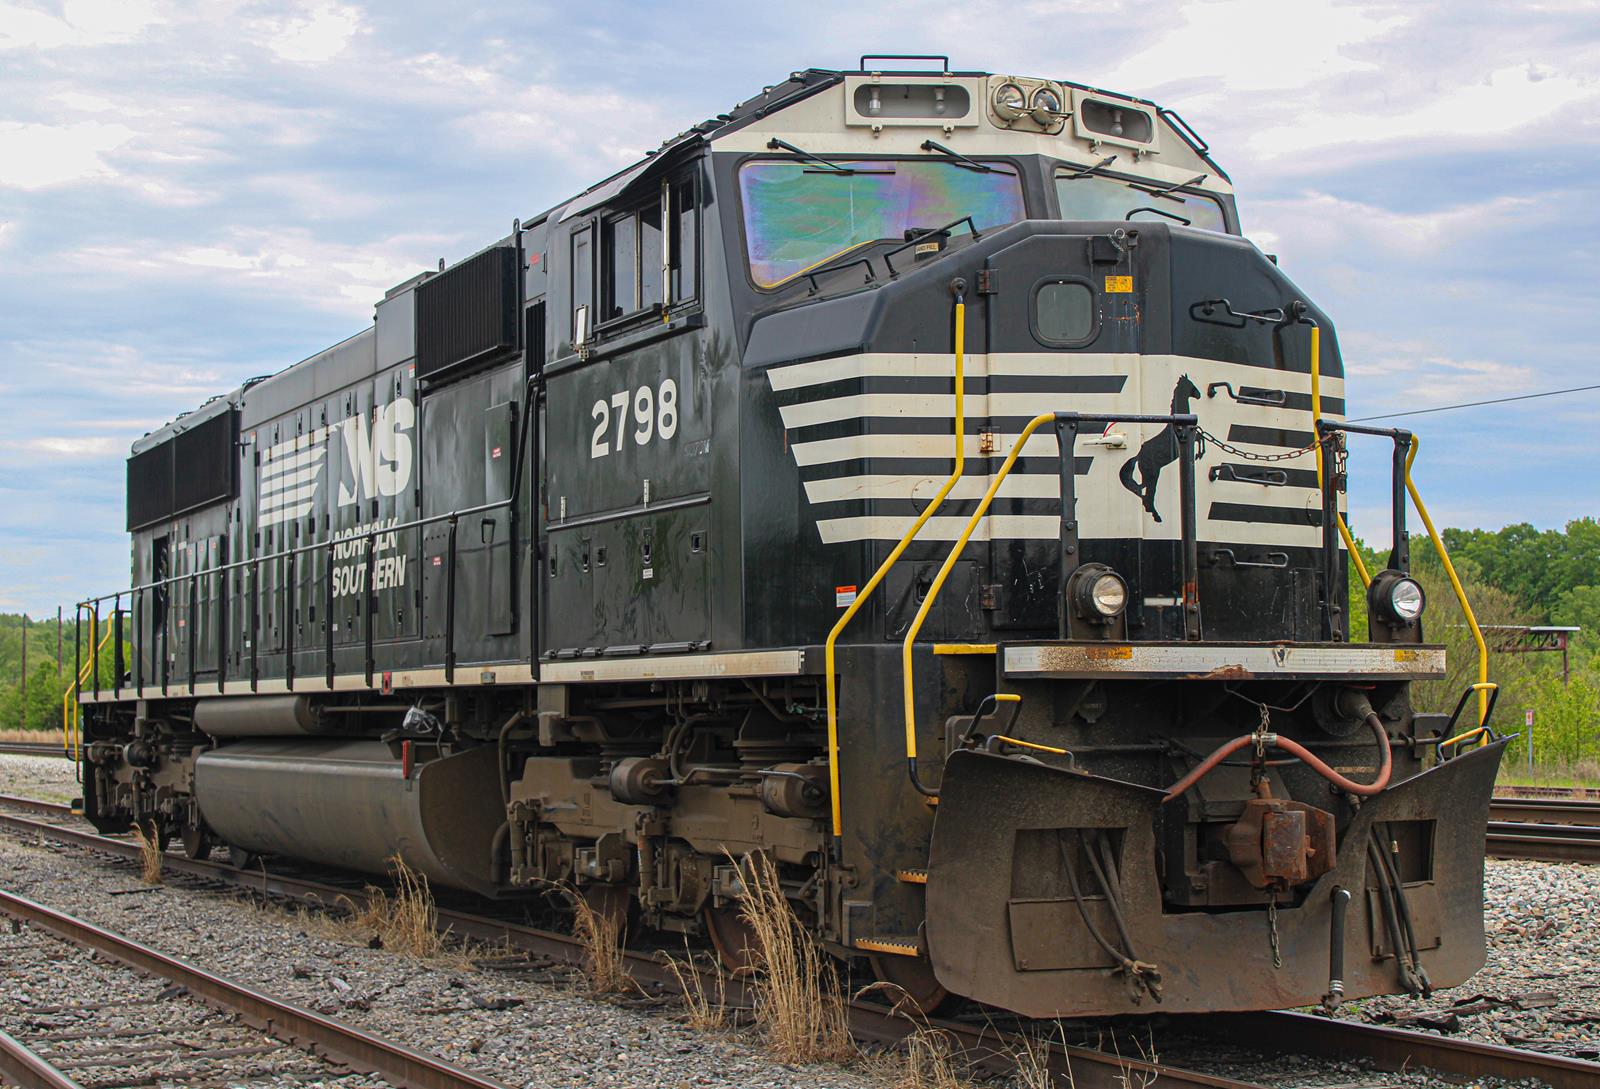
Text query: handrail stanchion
1055 417 1081 639
160 576 170 696
1175 421 1201 640
284 551 297 691
363 530 377 687
91 601 100 700
187 568 197 694
1317 422 1342 640
324 539 336 690
132 587 143 696
112 594 123 700
249 556 260 692
1388 431 1412 574
445 516 460 685
216 557 227 693
73 604 82 742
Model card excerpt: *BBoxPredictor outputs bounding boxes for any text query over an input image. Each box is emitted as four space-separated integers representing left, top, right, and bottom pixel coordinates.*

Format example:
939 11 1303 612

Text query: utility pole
19 614 27 732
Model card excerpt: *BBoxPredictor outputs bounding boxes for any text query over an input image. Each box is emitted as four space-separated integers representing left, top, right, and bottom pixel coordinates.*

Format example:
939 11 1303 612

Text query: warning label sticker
1105 275 1134 293
835 585 858 608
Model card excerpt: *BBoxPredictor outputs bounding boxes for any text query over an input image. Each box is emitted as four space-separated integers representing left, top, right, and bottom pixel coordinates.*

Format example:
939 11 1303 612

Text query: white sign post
1525 708 1535 774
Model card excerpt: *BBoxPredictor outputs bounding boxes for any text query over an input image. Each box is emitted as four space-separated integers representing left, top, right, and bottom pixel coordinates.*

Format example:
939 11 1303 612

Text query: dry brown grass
0 729 62 745
1008 1026 1068 1089
571 890 633 995
893 1024 972 1089
132 824 163 885
736 852 852 1064
664 948 728 1030
340 855 446 960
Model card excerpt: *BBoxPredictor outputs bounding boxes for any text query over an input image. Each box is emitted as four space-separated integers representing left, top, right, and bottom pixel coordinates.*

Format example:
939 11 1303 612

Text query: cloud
69 226 448 315
0 435 127 459
248 2 363 64
0 0 166 51
0 120 134 189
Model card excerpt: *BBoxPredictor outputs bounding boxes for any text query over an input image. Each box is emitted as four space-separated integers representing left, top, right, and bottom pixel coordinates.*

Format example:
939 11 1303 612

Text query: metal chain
1268 894 1282 970
1199 427 1333 464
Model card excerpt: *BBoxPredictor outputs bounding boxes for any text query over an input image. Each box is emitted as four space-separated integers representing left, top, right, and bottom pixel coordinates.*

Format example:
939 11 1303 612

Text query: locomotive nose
924 739 1505 1016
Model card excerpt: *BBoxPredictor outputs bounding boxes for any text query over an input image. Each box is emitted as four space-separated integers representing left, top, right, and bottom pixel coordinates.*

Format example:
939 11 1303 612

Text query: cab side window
597 172 699 330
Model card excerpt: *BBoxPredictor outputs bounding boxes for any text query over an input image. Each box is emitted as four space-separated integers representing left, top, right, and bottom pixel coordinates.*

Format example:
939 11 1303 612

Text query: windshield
739 159 1026 288
1055 172 1228 233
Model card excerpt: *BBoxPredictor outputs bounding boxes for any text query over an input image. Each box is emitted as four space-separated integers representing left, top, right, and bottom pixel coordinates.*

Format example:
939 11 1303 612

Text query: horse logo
1118 375 1203 523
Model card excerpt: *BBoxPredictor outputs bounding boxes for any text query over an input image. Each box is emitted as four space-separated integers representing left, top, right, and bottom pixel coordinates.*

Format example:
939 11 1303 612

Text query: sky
0 0 1597 616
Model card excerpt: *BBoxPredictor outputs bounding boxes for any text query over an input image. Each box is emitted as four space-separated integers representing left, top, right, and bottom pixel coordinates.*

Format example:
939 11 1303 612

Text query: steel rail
0 742 71 759
1490 797 1600 828
0 797 1261 1089
0 1026 82 1089
0 886 516 1089
1201 1009 1600 1089
1486 820 1600 864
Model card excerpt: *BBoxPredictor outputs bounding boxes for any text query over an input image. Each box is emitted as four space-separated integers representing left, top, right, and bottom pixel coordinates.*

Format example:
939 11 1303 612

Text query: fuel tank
194 739 506 897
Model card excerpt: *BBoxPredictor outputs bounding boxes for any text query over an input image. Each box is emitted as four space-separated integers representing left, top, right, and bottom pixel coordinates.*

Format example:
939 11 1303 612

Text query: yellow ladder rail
60 622 114 759
902 412 1056 776
824 295 969 840
1309 320 1491 730
1405 437 1491 727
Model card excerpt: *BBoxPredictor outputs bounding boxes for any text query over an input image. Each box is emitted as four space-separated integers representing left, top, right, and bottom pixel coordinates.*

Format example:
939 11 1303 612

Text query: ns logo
338 397 416 507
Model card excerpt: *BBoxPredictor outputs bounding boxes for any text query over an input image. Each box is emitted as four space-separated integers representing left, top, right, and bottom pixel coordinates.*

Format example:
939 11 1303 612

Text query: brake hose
1165 712 1392 802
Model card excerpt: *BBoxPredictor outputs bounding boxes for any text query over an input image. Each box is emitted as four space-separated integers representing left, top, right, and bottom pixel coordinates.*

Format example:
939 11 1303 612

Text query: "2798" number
590 379 678 458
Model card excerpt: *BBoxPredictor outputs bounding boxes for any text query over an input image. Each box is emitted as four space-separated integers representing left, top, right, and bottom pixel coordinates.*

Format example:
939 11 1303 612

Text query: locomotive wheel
226 845 259 870
180 824 213 860
867 953 951 1016
580 884 633 946
703 903 758 973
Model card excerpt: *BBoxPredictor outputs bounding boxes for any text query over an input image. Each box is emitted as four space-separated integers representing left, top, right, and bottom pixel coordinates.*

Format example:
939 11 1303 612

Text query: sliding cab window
599 175 700 330
571 223 594 349
1054 170 1229 233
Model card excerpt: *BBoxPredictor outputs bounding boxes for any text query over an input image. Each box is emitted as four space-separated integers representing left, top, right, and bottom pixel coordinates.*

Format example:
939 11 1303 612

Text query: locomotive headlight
1370 570 1426 626
993 82 1027 122
1030 86 1064 119
1386 577 1425 622
1070 563 1128 621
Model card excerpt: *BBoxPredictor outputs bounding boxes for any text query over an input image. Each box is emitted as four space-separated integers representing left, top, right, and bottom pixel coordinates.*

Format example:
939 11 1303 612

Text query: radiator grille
126 409 238 531
415 246 517 381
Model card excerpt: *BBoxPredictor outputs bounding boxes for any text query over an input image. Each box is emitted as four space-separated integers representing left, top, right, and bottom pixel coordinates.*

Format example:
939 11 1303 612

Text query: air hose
1164 712 1392 802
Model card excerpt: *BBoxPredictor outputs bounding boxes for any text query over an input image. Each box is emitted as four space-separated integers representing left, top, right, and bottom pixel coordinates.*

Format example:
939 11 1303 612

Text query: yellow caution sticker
1105 275 1134 293
1085 645 1134 660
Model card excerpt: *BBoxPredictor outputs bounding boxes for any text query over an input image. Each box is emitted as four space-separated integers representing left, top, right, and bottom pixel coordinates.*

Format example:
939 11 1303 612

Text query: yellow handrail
1405 437 1491 727
902 413 1056 769
1309 322 1490 728
60 623 114 759
1309 324 1371 587
824 298 969 839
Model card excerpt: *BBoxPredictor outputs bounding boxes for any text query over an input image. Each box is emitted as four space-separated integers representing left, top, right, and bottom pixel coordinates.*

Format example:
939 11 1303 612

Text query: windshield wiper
1059 154 1119 180
1127 172 1208 203
919 139 994 173
765 138 894 176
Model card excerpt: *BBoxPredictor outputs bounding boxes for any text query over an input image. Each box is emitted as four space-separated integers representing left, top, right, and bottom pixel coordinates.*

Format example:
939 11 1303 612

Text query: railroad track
3 799 1599 1088
0 887 516 1089
0 741 71 759
1488 796 1600 863
0 795 1258 1089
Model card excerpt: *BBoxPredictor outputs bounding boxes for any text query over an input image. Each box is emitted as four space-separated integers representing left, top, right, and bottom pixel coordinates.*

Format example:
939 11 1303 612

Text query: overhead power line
1347 383 1600 423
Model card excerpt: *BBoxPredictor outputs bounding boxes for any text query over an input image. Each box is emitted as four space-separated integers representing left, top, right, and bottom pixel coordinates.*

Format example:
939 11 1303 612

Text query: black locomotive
74 61 1504 1017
